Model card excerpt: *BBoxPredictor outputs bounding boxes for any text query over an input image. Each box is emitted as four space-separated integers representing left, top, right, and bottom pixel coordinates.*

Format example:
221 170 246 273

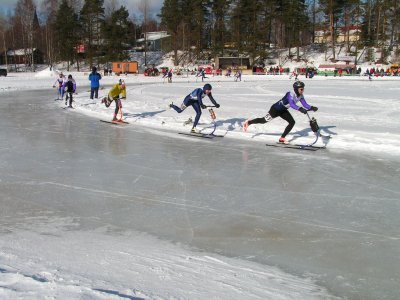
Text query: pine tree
389 0 399 50
319 0 347 60
53 0 80 71
102 6 134 62
80 0 105 67
160 0 182 65
258 0 277 53
231 0 262 56
286 0 310 60
181 0 208 56
209 0 231 56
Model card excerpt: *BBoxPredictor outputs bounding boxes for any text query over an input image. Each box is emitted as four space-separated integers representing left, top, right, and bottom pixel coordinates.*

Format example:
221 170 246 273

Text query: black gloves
298 107 307 114
201 104 207 109
215 103 220 108
310 106 318 112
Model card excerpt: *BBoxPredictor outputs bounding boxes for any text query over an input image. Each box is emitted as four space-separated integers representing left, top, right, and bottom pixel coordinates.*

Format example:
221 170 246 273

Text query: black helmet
92 66 97 72
293 81 305 90
203 83 212 91
68 74 72 79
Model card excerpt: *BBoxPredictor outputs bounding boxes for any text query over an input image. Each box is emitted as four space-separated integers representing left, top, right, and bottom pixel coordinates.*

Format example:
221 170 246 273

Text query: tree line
160 0 399 64
0 0 399 70
0 0 158 71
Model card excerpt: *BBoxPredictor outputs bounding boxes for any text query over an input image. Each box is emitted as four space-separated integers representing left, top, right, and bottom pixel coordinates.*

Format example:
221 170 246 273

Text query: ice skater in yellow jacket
102 79 127 121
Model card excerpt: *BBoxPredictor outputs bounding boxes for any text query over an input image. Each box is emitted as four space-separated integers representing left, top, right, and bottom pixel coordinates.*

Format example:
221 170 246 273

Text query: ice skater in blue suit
169 84 220 133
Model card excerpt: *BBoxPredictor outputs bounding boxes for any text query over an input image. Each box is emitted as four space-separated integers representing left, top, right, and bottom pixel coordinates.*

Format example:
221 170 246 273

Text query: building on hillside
136 31 170 52
318 64 357 76
112 61 139 74
0 48 44 65
315 25 361 44
215 56 251 70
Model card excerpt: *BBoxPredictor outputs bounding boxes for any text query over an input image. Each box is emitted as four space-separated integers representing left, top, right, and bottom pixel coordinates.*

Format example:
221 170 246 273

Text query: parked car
0 68 7 76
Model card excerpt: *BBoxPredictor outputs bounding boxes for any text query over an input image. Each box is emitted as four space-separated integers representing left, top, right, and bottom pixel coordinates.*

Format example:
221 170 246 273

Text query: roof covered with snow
6 48 37 56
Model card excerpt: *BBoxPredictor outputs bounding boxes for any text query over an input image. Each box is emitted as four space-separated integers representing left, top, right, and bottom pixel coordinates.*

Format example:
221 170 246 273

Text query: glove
298 107 307 114
201 104 207 109
310 106 318 112
215 103 220 108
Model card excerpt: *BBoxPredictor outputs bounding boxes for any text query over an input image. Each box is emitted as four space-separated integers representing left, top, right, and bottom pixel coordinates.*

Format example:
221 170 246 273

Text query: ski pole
117 98 123 121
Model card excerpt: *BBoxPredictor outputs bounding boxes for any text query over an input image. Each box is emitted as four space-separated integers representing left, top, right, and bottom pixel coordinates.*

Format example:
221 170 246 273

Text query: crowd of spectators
251 65 400 77
104 64 400 78
364 67 400 77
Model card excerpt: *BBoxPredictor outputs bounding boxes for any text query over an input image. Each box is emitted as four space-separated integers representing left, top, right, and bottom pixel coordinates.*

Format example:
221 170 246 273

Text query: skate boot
278 137 288 144
102 97 111 107
242 120 249 132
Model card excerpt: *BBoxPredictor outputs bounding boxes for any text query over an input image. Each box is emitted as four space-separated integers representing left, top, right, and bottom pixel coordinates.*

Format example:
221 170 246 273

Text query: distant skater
53 73 66 100
196 69 207 82
289 70 298 80
200 69 207 82
243 81 318 144
234 70 242 82
169 84 220 133
167 69 173 83
63 74 76 107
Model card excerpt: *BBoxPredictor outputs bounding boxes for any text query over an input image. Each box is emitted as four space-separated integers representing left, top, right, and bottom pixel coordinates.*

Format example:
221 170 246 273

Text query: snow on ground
0 217 337 299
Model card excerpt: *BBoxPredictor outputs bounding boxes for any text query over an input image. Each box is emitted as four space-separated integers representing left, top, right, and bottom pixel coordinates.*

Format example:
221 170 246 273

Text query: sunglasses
298 88 304 91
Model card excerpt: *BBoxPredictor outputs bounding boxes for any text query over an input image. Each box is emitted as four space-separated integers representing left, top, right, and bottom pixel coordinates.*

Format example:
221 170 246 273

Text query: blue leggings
58 86 64 98
171 97 202 128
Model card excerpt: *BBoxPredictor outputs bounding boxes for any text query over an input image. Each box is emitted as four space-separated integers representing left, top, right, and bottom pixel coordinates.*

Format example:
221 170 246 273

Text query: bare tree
137 0 149 66
105 0 119 17
0 15 9 69
41 0 59 66
15 0 36 70
390 0 399 50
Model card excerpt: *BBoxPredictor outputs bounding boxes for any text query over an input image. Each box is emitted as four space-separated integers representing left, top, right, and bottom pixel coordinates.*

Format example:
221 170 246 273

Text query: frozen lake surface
0 76 399 299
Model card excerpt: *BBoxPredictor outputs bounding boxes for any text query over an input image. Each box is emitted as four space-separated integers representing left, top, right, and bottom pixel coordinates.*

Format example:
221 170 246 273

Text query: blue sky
0 0 163 20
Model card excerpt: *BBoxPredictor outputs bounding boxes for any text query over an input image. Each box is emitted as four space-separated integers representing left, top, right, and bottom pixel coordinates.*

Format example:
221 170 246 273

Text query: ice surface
0 75 399 299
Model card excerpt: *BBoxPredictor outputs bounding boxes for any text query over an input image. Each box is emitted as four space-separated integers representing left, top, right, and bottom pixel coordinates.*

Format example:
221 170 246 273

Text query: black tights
66 92 73 106
248 109 295 138
279 110 295 137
